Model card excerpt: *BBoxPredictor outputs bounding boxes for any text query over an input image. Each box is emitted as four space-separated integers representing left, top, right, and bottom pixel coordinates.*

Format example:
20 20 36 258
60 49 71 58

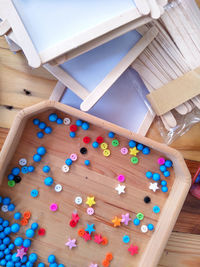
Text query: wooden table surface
0 23 200 267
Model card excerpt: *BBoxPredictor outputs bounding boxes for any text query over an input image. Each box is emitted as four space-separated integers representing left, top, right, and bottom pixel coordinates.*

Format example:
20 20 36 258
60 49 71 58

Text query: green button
8 180 15 187
112 139 119 147
136 212 144 220
131 156 138 164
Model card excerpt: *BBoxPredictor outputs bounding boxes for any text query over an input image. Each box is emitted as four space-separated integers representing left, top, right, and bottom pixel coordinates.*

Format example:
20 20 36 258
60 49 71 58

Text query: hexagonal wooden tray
0 100 191 267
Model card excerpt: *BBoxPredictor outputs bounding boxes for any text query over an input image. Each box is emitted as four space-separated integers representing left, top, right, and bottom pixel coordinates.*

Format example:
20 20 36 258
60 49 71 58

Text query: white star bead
115 184 126 195
149 182 159 192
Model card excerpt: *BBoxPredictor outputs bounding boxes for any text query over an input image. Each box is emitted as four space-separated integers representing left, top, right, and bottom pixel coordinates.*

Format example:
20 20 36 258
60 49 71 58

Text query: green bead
8 180 15 187
112 139 119 147
131 156 138 164
136 212 144 220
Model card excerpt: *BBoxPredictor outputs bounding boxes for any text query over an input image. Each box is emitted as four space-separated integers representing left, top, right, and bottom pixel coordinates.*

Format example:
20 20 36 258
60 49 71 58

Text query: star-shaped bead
94 234 103 244
128 244 139 255
115 184 126 194
112 216 122 227
89 264 98 267
65 238 77 249
83 231 92 242
72 213 79 223
16 248 26 260
121 213 131 225
129 147 139 156
85 223 95 235
86 196 96 207
149 182 159 192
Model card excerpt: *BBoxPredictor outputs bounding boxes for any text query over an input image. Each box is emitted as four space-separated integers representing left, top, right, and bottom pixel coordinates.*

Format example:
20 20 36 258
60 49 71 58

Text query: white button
55 184 62 192
62 165 69 173
63 118 71 125
141 225 148 233
1 205 8 212
75 196 82 205
19 158 27 166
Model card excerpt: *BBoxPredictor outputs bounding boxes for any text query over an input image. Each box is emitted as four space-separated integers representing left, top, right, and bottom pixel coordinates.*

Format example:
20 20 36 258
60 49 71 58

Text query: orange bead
21 218 28 226
102 259 110 267
101 236 108 245
23 211 31 219
106 253 113 261
78 228 85 237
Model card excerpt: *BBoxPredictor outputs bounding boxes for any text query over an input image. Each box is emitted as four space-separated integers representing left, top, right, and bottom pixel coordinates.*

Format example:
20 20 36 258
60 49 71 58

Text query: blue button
56 118 63 124
28 166 35 173
43 166 50 173
37 132 44 139
123 235 130 243
160 165 167 172
49 113 58 122
163 170 170 177
33 118 40 125
11 167 20 176
153 205 160 214
31 189 39 198
147 224 154 231
33 154 41 162
65 158 72 166
69 132 76 138
81 122 89 130
133 218 140 226
142 147 150 155
21 166 28 174
165 160 172 168
44 126 52 134
38 122 46 130
128 140 136 148
161 186 168 193
37 147 46 156
146 171 153 179
108 132 115 138
76 119 83 126
152 173 160 181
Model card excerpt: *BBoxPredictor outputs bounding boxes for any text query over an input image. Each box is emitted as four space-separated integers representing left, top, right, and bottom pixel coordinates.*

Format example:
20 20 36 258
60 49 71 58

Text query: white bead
19 158 27 166
1 205 8 212
55 184 62 192
63 117 71 125
62 165 69 173
75 196 82 205
141 225 148 233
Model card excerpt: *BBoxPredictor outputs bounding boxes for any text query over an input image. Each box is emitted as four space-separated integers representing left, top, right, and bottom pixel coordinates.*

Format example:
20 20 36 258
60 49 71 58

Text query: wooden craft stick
147 0 161 19
80 27 158 111
134 0 150 15
0 19 10 35
49 81 66 102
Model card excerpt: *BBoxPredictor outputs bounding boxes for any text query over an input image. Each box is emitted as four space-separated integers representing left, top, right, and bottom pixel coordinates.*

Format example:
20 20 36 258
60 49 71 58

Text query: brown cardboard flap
146 67 200 116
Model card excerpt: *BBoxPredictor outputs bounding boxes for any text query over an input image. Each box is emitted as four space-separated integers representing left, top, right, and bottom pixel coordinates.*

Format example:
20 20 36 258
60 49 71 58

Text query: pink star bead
83 232 92 242
72 213 79 223
16 248 27 260
121 213 131 225
94 234 103 244
89 264 98 267
128 244 139 255
65 238 77 249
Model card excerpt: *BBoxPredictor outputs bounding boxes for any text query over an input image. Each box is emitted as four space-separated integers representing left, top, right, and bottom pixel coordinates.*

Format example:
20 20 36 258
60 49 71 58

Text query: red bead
70 125 78 132
38 228 46 236
96 136 103 144
69 219 77 228
83 136 91 144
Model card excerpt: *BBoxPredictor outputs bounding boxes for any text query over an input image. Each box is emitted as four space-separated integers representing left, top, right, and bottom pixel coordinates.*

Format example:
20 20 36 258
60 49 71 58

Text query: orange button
78 228 85 237
106 253 113 261
23 211 31 219
102 259 110 267
101 237 108 245
21 218 28 226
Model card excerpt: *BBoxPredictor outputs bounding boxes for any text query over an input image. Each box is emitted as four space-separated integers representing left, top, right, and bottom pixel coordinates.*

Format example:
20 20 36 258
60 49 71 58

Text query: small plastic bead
3 237 10 245
70 125 78 132
163 170 170 177
137 144 143 151
152 173 160 181
12 167 20 176
37 146 46 156
118 175 125 183
38 263 45 267
81 122 89 130
160 165 167 172
92 142 99 148
8 204 15 212
29 253 38 263
161 180 167 186
65 158 72 166
23 239 31 248
48 255 56 263
31 222 38 231
133 218 140 226
123 235 130 243
144 196 151 203
4 227 11 235
76 119 83 126
11 223 20 233
50 203 58 212
165 160 172 168
14 237 23 246
147 224 154 231
3 197 11 205
158 157 165 165
43 166 50 173
44 126 52 134
33 154 41 162
56 118 63 124
84 160 90 166
37 132 44 139
128 140 136 148
146 171 153 179
26 229 35 238
142 147 150 155
8 174 14 181
44 177 54 186
49 113 58 122
38 122 46 130
108 132 115 138
153 205 160 213
161 186 168 193
33 119 40 125
69 132 76 138
28 166 35 173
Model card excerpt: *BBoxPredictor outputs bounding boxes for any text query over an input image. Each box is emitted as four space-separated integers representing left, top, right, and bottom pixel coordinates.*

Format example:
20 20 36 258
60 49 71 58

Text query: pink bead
70 153 78 161
87 207 94 216
118 174 125 182
50 203 58 211
158 157 165 165
20 246 28 252
121 147 128 155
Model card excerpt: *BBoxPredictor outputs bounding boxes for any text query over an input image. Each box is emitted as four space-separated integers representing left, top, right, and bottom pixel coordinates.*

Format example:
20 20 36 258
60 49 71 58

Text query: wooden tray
0 100 191 267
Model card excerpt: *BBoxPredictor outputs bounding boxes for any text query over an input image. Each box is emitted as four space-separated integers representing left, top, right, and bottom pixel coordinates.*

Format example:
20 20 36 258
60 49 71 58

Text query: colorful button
136 213 144 220
105 253 113 261
12 167 20 176
147 224 154 231
21 166 28 174
54 184 62 192
1 205 8 212
133 218 140 226
128 140 136 148
123 235 130 243
144 196 151 203
8 180 15 187
19 158 27 166
23 211 31 219
80 147 87 154
141 225 148 233
103 149 110 157
131 157 138 164
152 173 160 181
65 158 72 166
83 136 91 144
96 136 103 144
86 196 96 207
118 175 125 183
158 157 165 165
120 147 128 155
69 220 77 228
87 207 94 216
70 153 78 161
70 132 76 138
50 203 58 212
78 229 85 237
31 189 39 198
85 160 90 166
43 165 50 173
75 196 82 205
70 125 78 132
146 171 153 179
108 132 115 138
62 165 69 173
92 142 99 148
153 205 160 213
38 228 46 236
81 122 89 130
112 139 119 147
76 119 83 126
100 143 108 150
129 147 139 156
165 160 172 168
63 117 71 125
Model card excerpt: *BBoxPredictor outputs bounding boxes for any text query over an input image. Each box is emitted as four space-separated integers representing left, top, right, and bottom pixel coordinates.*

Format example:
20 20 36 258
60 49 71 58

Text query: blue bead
31 189 39 198
0 225 3 231
0 217 3 224
26 261 33 267
8 174 14 181
14 212 21 220
92 141 99 148
4 227 11 236
33 154 41 162
163 170 170 177
33 119 40 125
137 143 143 151
161 186 168 193
153 205 160 214
6 261 14 267
44 177 54 186
146 171 153 179
160 165 166 172
2 220 9 227
161 180 167 186
37 147 46 156
12 167 20 176
148 223 154 231
49 263 57 267
76 119 83 126
4 248 10 255
23 239 31 248
3 198 11 205
49 113 58 122
65 158 72 166
69 132 76 138
48 255 56 263
122 235 130 243
0 232 5 239
44 126 52 134
128 140 136 148
8 243 14 250
81 122 89 130
0 251 4 259
26 229 35 238
0 244 6 250
37 132 44 139
28 166 35 173
3 237 10 245
142 147 150 155
84 160 90 166
29 253 38 263
152 173 160 181
5 254 11 261
21 255 27 263
133 218 140 226
21 166 29 174
12 252 20 262
108 132 115 138
31 222 38 231
38 122 46 130
15 263 22 267
38 263 45 267
165 160 172 168
43 166 50 173
56 118 63 124
8 203 15 212
11 223 20 233
0 197 2 204
58 265 64 267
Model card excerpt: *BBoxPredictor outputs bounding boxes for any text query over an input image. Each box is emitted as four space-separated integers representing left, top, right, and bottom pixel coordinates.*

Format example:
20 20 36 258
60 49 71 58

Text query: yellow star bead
86 196 96 207
129 147 139 156
112 216 122 227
